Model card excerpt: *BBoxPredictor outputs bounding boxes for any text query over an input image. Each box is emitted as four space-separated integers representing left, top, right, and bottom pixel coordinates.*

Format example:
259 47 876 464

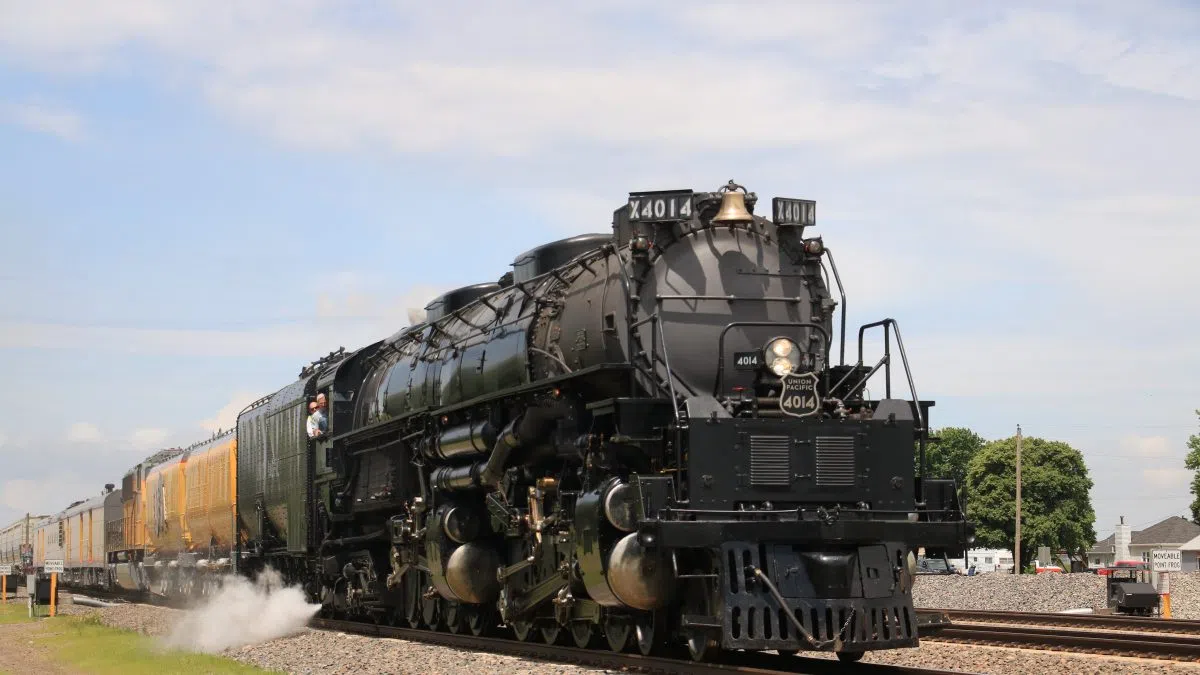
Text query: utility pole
1015 424 1023 574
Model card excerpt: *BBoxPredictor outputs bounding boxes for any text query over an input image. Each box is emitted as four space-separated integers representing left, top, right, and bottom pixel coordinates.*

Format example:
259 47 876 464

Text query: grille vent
749 435 790 486
815 436 856 487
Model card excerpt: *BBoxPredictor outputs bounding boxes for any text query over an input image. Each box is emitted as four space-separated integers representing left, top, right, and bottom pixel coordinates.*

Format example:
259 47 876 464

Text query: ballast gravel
50 575 1200 675
227 628 618 675
912 570 1110 612
1165 572 1200 619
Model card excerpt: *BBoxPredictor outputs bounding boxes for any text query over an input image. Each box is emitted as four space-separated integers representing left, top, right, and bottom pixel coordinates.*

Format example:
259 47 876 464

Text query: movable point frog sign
1152 549 1181 618
1151 549 1181 573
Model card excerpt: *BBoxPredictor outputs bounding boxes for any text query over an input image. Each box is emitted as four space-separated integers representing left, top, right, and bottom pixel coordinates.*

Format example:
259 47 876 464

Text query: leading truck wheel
837 651 865 663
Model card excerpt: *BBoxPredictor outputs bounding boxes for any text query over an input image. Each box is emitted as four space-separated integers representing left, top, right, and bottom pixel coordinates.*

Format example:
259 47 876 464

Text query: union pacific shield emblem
779 371 820 418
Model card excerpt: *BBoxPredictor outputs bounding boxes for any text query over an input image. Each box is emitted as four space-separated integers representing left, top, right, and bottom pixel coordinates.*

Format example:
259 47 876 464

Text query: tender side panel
274 390 309 554
237 407 266 545
238 378 310 554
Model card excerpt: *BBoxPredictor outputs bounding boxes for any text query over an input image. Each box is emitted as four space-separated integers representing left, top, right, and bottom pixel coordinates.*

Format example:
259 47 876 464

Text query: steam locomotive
25 180 973 664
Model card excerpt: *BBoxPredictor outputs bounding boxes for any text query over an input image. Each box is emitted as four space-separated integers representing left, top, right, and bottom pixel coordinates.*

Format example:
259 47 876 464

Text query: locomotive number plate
772 197 816 227
627 191 694 222
733 351 763 370
779 372 820 418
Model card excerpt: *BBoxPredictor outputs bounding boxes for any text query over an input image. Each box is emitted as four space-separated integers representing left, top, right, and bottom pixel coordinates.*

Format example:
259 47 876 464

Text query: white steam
162 568 320 653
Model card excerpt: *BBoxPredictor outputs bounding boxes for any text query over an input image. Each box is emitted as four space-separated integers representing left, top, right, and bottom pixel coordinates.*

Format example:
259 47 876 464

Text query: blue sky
1 0 1198 545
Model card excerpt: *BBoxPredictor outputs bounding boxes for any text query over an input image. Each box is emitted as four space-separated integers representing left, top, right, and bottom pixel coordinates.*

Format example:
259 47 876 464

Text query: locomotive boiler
297 180 974 662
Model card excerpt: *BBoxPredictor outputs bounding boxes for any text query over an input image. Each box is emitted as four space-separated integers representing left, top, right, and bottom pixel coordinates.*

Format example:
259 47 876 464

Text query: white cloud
0 276 450 358
0 477 101 516
130 427 169 450
0 100 84 139
198 391 262 434
1121 435 1174 459
314 276 447 323
1142 468 1191 492
0 320 315 357
855 329 1193 400
0 99 84 138
65 422 102 443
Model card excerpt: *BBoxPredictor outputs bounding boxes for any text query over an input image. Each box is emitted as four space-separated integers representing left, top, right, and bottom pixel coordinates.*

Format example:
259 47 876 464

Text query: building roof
1089 516 1200 553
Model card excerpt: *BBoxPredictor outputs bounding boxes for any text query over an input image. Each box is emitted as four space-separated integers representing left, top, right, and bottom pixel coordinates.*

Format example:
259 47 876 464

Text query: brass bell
711 183 753 224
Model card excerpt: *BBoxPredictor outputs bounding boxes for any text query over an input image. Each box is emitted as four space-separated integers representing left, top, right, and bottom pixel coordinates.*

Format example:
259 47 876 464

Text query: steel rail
930 608 1200 636
310 617 979 675
926 622 1200 661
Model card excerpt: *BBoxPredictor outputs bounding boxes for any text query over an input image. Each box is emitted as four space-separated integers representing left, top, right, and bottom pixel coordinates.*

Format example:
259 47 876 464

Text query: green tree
964 435 1096 570
1184 411 1200 523
917 426 987 482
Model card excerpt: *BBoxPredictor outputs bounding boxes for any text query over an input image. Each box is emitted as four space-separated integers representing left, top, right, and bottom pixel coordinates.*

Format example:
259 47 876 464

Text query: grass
0 599 30 624
0 601 276 674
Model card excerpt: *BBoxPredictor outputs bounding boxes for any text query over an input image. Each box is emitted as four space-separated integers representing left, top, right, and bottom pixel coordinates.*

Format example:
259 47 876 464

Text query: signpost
0 564 10 603
44 559 63 618
1151 549 1181 618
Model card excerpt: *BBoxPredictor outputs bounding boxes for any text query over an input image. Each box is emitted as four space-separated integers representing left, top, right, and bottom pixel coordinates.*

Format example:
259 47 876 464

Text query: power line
1094 509 1195 538
1102 494 1192 501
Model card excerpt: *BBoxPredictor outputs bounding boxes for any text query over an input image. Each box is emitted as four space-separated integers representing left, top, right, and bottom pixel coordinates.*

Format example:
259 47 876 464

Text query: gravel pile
1164 572 1200 619
913 570 1200 618
913 572 1107 612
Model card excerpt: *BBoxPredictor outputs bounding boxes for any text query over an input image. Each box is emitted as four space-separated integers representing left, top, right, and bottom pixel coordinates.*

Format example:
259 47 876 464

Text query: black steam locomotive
237 180 974 663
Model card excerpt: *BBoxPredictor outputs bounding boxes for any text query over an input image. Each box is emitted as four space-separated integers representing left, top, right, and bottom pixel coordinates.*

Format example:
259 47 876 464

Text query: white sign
44 559 63 574
1151 549 1182 572
0 565 10 575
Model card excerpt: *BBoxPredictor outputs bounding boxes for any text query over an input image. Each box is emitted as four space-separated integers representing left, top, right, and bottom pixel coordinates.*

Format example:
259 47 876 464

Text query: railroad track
309 617 979 675
923 609 1200 661
932 608 1200 636
56 586 974 674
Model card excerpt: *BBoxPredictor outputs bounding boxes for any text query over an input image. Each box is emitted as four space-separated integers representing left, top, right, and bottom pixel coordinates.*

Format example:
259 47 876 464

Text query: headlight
764 337 800 377
770 339 793 357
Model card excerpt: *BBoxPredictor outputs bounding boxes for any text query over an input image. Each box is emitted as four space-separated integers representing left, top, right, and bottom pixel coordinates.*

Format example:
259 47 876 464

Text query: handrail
855 318 923 430
823 248 848 367
626 310 688 501
628 313 686 426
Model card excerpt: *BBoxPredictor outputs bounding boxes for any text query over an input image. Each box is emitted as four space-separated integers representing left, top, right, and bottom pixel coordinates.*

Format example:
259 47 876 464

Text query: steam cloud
163 568 320 653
